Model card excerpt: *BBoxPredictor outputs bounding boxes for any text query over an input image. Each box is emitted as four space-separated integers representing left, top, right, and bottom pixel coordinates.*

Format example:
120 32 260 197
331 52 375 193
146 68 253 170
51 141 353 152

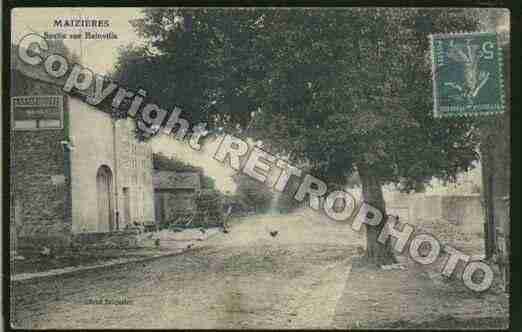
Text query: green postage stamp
430 32 506 117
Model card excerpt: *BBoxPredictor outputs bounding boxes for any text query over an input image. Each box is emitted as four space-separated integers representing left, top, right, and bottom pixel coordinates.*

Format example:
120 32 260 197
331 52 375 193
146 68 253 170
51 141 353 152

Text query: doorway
96 165 114 232
123 187 131 226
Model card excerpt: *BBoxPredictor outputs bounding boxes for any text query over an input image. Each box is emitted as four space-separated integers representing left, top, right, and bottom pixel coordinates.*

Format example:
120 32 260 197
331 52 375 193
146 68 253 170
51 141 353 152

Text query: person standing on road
222 205 233 233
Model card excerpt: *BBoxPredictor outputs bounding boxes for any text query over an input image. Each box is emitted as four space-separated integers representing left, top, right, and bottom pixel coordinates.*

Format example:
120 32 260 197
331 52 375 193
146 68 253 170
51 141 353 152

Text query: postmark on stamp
430 32 505 117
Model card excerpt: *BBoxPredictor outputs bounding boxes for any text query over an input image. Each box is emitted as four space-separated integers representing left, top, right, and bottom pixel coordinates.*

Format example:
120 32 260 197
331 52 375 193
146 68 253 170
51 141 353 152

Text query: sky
11 7 144 74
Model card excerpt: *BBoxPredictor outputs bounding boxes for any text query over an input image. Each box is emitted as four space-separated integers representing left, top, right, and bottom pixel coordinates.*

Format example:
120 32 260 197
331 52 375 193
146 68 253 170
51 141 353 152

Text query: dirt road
12 210 364 329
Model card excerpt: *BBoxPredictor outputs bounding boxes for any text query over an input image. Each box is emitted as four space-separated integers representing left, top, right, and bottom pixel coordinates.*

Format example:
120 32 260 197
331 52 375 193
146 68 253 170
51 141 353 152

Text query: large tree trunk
358 165 397 266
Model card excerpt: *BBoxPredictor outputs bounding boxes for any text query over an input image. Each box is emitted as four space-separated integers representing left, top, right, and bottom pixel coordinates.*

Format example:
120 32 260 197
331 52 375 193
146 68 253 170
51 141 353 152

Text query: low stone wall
14 229 151 254
17 234 72 253
441 195 484 229
72 230 141 249
387 194 485 233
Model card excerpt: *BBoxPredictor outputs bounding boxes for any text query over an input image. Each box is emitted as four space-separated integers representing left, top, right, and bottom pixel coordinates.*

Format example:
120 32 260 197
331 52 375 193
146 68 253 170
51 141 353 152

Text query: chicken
264 226 278 238
40 246 52 257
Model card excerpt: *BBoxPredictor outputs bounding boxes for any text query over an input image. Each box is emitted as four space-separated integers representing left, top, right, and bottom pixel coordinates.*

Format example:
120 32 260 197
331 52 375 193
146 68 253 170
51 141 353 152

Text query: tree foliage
233 173 274 213
116 8 480 189
247 9 481 188
116 9 484 263
153 152 216 190
114 8 265 128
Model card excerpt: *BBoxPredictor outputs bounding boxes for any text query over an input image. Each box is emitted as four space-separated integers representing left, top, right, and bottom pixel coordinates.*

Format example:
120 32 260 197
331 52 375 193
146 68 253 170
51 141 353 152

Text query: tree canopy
153 152 216 190
115 8 483 263
115 8 480 189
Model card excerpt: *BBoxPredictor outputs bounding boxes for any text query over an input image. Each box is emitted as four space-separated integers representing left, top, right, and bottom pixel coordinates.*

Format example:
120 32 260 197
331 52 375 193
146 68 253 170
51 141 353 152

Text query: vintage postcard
8 7 510 330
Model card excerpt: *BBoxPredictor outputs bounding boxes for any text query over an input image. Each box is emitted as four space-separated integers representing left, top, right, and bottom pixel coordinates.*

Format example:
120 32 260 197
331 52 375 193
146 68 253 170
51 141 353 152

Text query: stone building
153 171 201 227
10 66 155 250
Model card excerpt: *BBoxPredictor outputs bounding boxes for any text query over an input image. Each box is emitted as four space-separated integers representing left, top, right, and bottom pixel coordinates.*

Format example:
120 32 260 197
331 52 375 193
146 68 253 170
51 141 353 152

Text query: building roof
153 171 201 190
13 45 71 89
12 44 110 112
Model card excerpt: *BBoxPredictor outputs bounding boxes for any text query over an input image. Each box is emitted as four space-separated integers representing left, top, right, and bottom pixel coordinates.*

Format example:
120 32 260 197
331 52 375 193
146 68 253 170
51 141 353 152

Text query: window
142 190 146 218
39 119 61 128
12 96 63 130
14 120 37 129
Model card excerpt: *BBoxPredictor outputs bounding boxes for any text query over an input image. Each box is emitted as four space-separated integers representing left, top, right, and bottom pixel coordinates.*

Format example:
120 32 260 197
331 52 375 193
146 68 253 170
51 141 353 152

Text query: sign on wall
11 95 63 130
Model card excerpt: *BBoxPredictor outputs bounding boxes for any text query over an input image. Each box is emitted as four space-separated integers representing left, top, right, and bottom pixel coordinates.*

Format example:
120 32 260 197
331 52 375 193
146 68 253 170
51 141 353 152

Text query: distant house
153 171 201 226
